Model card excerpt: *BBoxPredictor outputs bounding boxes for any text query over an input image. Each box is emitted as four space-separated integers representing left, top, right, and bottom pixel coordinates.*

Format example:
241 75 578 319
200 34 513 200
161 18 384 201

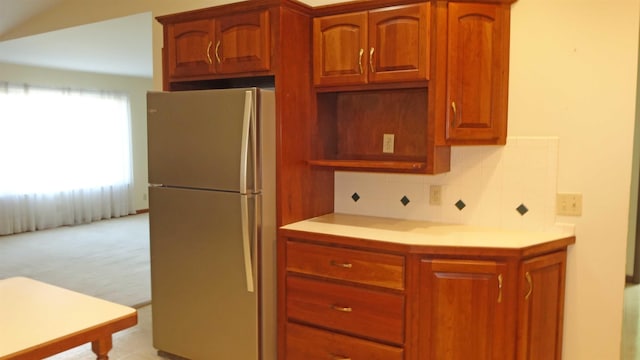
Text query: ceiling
0 0 153 78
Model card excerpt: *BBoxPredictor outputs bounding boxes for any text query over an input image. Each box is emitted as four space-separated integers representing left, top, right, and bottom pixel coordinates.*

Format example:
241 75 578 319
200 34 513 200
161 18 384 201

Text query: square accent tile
351 192 360 202
516 203 529 216
455 199 466 210
401 196 410 206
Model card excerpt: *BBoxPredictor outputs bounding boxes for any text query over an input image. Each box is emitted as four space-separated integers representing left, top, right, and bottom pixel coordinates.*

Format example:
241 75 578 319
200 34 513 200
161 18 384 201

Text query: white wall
627 38 640 278
335 137 566 233
334 0 640 358
0 62 153 211
510 0 638 358
7 0 638 358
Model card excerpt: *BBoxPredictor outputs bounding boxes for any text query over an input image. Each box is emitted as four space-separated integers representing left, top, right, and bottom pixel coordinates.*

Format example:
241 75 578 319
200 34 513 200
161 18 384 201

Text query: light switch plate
383 134 394 153
429 185 442 206
556 193 582 216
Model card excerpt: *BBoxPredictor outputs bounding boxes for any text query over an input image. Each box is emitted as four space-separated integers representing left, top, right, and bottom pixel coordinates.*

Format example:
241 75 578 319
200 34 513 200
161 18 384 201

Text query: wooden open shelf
308 159 427 171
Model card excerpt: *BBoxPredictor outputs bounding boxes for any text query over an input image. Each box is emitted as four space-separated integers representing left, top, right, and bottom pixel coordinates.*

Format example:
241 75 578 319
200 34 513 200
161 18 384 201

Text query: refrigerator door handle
239 90 254 195
240 195 255 293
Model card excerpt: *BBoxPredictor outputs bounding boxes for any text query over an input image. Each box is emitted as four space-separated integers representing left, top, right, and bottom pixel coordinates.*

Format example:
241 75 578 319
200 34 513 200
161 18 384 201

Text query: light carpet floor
0 213 150 308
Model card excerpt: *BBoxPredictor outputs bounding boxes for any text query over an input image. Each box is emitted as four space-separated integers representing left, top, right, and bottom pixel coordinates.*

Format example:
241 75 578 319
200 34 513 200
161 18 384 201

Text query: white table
0 277 138 360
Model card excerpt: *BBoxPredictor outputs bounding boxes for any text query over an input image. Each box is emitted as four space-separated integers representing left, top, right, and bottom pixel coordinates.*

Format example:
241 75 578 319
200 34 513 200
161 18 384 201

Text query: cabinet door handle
330 354 352 360
369 47 375 73
330 260 352 268
451 101 458 127
525 272 533 300
358 48 364 75
497 273 503 303
206 41 213 65
331 304 353 312
215 40 222 64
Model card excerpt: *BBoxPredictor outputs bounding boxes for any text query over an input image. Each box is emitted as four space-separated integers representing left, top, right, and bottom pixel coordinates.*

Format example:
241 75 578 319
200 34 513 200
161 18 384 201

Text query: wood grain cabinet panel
279 231 572 360
517 251 567 360
368 4 429 83
313 4 429 87
444 2 510 144
313 12 368 86
167 19 215 79
286 322 404 360
164 10 271 81
286 240 405 289
419 259 509 360
215 10 271 75
282 239 407 359
286 276 405 344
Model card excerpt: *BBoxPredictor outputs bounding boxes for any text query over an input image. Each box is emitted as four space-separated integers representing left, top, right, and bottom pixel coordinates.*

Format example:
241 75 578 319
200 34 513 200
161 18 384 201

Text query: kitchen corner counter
280 213 575 257
279 213 574 359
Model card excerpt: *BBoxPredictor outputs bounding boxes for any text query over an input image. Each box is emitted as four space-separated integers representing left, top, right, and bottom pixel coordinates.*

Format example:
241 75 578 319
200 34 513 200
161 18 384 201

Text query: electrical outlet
429 185 442 206
383 134 395 153
556 193 582 216
143 193 148 201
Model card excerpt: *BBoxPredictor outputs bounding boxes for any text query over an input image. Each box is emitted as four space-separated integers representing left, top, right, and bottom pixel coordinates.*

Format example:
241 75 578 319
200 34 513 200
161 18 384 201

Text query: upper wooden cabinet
369 4 430 83
164 9 271 81
166 19 215 79
215 11 271 75
442 2 511 145
313 3 429 87
157 0 326 226
313 12 367 86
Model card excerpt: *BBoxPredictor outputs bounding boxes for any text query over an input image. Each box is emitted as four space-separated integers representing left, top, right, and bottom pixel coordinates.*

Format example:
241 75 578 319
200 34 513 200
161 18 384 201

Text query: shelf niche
312 87 432 173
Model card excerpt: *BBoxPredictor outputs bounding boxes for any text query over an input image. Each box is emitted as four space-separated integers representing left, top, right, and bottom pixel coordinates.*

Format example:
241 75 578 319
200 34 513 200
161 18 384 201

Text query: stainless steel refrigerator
146 87 276 360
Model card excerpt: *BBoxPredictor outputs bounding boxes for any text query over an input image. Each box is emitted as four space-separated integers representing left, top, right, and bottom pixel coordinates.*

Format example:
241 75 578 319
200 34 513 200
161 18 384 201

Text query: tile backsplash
335 136 563 232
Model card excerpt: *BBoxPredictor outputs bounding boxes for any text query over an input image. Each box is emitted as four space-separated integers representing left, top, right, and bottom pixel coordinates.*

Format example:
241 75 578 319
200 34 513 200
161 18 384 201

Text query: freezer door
149 186 258 359
147 88 257 193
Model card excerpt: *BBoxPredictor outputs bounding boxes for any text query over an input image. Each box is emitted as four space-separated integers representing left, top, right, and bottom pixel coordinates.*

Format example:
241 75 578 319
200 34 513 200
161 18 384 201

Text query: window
0 83 134 235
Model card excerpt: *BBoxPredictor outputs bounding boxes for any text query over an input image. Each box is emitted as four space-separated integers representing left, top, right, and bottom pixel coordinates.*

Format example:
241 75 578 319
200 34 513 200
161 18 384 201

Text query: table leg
91 336 113 360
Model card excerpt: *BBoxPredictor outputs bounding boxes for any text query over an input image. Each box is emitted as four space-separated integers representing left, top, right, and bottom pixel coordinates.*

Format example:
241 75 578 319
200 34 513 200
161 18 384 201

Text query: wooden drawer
286 322 404 360
286 241 405 290
286 276 404 344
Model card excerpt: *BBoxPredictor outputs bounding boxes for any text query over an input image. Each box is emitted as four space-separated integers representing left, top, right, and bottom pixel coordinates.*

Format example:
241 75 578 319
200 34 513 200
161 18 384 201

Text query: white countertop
0 277 137 358
281 213 575 249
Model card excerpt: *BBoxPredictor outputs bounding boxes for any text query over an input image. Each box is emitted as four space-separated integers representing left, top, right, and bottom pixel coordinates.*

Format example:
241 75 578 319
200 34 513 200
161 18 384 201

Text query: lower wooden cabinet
286 322 404 360
282 239 407 358
517 251 568 360
286 276 405 344
279 236 572 360
419 259 509 360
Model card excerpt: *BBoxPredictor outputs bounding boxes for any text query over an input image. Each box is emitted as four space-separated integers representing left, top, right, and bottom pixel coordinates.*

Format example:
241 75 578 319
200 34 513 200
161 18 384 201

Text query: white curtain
0 82 134 235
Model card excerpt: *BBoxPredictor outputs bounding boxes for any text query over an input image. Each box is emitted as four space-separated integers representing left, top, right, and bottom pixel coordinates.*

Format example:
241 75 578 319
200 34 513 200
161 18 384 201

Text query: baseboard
136 209 149 214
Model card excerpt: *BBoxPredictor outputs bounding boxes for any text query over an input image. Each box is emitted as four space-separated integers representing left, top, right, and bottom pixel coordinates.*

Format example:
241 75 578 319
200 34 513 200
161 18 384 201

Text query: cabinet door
368 4 429 83
445 3 510 144
419 259 508 360
166 19 215 79
215 10 271 75
313 12 368 86
517 251 567 360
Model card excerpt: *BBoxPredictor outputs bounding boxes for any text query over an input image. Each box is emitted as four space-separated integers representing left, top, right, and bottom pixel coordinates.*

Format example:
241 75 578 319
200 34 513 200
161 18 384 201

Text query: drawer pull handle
330 354 352 360
330 260 352 268
331 305 353 312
